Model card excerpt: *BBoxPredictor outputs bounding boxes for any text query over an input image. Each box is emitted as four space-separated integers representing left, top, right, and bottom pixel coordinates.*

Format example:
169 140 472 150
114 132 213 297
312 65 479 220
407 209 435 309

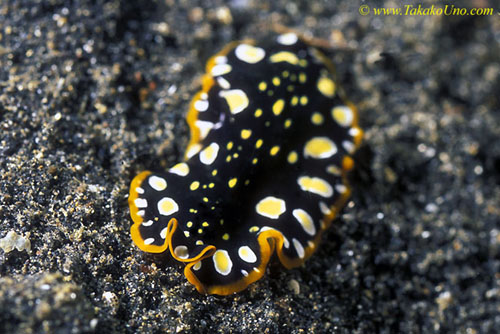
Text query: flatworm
129 32 363 295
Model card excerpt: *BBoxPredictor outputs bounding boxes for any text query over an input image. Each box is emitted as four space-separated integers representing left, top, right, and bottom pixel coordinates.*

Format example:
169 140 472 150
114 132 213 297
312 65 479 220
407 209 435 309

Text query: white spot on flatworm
277 33 298 45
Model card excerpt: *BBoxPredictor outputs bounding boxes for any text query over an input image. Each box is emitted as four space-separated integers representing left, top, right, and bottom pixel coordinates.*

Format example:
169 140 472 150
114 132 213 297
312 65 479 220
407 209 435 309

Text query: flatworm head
129 32 363 295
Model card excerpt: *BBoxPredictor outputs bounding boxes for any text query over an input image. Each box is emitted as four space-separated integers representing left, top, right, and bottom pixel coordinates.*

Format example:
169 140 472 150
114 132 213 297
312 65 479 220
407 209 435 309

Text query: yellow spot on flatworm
327 165 342 175
288 151 298 164
270 146 280 156
209 183 214 188
212 169 218 176
211 63 232 76
249 226 259 233
199 142 220 165
255 196 286 219
272 99 285 116
258 81 267 91
238 246 257 263
332 106 354 127
198 228 203 234
252 158 258 164
213 249 232 276
190 181 200 191
196 240 204 245
284 119 292 128
187 221 193 228
254 108 263 117
186 143 202 159
255 139 263 149
169 162 189 176
227 141 234 150
222 233 230 240
270 51 299 65
272 77 281 86
228 178 237 188
292 209 316 236
304 137 338 159
219 89 249 115
311 112 324 125
149 175 167 191
241 129 252 140
202 222 209 227
300 96 308 105
299 72 307 83
157 197 179 216
203 197 209 203
235 44 265 64
282 70 289 78
317 76 336 97
297 176 333 198
192 261 201 270
291 96 298 106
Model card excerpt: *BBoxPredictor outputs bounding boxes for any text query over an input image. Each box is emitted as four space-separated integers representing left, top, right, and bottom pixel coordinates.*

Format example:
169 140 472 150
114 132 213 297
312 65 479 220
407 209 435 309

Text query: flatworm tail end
184 229 280 295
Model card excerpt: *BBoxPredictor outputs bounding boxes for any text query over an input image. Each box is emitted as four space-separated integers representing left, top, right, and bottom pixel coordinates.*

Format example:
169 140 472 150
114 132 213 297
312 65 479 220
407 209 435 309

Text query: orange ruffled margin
128 35 363 295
